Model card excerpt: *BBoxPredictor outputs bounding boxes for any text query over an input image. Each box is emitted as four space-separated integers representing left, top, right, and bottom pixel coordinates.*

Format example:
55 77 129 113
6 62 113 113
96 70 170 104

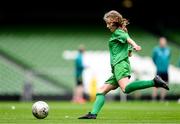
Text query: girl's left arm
127 38 142 51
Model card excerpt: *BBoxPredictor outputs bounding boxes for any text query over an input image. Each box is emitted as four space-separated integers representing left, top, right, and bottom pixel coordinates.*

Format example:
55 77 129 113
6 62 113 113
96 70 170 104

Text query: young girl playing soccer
78 10 169 119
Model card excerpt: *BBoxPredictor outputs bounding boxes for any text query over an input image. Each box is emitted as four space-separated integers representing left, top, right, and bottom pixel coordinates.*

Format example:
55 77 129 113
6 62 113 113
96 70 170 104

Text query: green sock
91 93 105 115
124 80 154 94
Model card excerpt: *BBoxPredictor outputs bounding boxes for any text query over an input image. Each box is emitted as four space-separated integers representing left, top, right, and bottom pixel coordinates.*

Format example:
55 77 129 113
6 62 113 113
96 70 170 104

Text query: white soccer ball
32 101 49 119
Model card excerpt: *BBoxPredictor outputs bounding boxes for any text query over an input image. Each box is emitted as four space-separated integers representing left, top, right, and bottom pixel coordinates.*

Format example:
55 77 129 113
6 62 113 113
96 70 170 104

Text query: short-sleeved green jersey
109 28 131 66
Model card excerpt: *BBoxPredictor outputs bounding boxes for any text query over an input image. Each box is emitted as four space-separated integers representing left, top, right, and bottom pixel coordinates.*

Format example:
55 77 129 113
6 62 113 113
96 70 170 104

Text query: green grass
0 101 180 124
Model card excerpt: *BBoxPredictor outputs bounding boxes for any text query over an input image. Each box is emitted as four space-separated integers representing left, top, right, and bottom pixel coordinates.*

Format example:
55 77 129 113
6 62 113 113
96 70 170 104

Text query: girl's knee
119 86 126 93
97 87 106 94
96 85 111 94
120 86 130 94
123 90 129 94
122 87 131 94
96 84 117 94
118 77 130 94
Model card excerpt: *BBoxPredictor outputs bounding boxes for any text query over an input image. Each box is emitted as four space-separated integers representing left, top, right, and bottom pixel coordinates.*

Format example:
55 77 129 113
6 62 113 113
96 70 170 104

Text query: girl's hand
127 38 142 52
133 45 142 51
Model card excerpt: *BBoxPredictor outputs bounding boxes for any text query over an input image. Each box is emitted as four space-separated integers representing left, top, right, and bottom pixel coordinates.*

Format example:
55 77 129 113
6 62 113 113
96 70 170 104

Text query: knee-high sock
91 93 105 115
124 80 154 94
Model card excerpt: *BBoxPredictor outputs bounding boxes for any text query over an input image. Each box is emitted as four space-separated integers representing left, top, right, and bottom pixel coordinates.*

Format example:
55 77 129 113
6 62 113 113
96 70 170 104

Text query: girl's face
105 18 117 32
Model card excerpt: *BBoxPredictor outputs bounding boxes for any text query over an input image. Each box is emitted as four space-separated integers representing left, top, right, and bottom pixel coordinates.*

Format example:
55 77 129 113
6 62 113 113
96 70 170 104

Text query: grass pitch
0 101 180 124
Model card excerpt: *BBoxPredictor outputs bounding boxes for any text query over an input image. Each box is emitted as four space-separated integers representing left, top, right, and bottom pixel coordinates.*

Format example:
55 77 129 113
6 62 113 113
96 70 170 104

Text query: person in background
152 37 171 101
178 55 180 68
72 45 86 104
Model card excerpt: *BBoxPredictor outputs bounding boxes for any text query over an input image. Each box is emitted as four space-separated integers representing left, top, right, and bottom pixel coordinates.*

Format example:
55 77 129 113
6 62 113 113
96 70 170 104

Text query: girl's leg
118 77 154 94
78 83 117 119
91 84 117 114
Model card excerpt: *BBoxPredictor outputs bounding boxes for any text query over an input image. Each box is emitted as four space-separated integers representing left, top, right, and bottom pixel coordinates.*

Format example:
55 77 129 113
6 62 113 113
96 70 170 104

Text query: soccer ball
32 101 49 119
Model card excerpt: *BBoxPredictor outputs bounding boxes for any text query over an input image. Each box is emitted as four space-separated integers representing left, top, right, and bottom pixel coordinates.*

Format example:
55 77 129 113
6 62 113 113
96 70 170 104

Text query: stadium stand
0 26 179 99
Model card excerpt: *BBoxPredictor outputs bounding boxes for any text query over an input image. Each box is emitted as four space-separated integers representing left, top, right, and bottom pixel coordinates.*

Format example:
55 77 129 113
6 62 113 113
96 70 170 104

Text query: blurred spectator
21 71 33 101
152 37 171 101
178 55 180 68
72 45 86 104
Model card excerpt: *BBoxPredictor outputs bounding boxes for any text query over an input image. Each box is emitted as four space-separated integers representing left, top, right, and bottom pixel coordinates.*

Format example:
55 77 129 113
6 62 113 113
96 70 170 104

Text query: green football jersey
109 28 131 66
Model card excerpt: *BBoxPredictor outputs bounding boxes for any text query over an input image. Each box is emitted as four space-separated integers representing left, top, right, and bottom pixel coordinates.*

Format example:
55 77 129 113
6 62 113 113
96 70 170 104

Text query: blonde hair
103 10 129 32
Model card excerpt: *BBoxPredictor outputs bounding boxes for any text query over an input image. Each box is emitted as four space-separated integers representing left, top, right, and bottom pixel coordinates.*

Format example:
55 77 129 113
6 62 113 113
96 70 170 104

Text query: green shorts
105 59 131 87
